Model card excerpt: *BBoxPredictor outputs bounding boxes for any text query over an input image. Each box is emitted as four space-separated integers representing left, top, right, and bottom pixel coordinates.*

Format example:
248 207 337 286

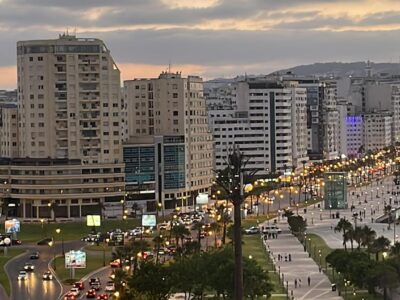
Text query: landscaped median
306 233 383 300
1 248 26 296
53 250 112 284
9 219 141 244
242 235 286 299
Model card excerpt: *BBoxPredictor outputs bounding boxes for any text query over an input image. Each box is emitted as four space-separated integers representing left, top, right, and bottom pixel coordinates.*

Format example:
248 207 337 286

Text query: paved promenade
261 220 342 300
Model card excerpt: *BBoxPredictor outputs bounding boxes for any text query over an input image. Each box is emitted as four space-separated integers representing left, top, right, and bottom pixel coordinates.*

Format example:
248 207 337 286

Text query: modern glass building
324 172 348 209
123 135 188 212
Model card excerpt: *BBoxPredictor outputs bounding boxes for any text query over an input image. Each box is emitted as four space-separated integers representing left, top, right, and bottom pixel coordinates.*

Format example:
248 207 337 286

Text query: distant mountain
273 62 400 77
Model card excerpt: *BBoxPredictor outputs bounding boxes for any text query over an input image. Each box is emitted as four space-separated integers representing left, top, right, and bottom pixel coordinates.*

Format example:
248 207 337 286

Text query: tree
391 242 400 257
368 261 400 299
216 205 231 244
131 202 140 218
287 215 307 241
129 261 171 300
243 256 273 299
209 222 221 247
361 225 376 252
191 221 204 252
170 224 190 248
371 236 391 261
153 235 164 264
344 228 355 251
353 226 364 250
282 209 294 219
214 148 257 299
97 199 106 220
335 218 353 250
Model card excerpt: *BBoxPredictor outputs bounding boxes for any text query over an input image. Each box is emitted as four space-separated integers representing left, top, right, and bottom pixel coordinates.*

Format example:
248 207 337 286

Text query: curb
81 265 110 282
48 254 64 300
4 249 29 300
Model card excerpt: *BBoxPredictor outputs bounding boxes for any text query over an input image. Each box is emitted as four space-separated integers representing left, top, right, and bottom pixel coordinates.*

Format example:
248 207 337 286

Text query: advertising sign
142 214 157 227
65 250 86 269
196 193 209 204
108 232 124 246
86 215 101 227
5 219 20 234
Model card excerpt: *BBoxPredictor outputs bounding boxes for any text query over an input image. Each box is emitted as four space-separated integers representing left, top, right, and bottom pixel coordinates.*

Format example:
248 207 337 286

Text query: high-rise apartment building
0 35 125 219
206 77 308 175
123 72 214 211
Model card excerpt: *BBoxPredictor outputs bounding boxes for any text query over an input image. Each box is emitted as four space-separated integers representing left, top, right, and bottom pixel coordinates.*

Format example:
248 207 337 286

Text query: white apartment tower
17 34 122 164
207 78 308 175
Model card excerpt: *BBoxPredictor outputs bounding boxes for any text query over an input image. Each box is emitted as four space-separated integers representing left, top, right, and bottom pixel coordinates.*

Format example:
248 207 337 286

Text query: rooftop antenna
74 26 77 37
66 27 69 36
168 60 171 73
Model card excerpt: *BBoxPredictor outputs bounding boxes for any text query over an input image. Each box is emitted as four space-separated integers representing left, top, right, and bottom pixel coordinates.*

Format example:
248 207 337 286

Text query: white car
18 270 27 281
69 287 80 296
105 281 115 292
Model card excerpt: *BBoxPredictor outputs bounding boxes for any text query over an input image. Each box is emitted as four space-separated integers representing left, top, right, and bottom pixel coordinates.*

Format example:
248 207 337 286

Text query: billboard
108 232 124 246
86 215 101 227
196 193 209 205
65 250 86 269
5 219 20 234
142 214 157 227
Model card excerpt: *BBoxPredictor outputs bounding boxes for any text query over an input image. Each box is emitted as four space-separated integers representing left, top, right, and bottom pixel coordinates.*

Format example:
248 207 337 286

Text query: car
104 281 115 292
70 287 80 296
24 263 35 272
110 259 121 268
142 251 154 260
37 237 53 246
86 288 97 298
128 228 142 237
74 281 85 290
89 277 100 285
17 270 27 281
30 252 39 259
96 294 109 300
158 222 170 230
244 226 260 235
42 271 53 280
12 238 22 245
261 225 282 234
90 281 101 291
63 292 76 300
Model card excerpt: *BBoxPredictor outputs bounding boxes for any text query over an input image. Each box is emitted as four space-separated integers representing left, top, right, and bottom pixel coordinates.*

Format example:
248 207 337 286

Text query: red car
63 292 76 300
96 294 108 300
74 281 85 290
86 289 96 298
109 259 121 268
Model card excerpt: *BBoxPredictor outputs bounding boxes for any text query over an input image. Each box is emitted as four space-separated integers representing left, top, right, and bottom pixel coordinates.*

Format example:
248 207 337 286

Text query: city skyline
2 0 400 88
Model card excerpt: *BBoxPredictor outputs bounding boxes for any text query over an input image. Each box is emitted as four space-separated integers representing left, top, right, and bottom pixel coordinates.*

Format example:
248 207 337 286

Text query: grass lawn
14 219 141 243
242 235 285 295
0 248 25 295
54 251 112 284
307 233 383 300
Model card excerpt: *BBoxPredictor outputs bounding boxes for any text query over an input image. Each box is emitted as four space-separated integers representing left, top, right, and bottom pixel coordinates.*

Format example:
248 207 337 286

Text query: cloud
2 0 400 88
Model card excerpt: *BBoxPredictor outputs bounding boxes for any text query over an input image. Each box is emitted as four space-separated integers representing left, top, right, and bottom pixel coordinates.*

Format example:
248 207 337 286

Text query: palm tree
209 222 221 247
97 199 106 220
335 218 353 250
191 221 204 252
353 226 364 250
372 236 391 261
170 224 190 247
390 241 400 257
361 225 376 253
153 235 164 264
216 206 231 245
344 229 355 251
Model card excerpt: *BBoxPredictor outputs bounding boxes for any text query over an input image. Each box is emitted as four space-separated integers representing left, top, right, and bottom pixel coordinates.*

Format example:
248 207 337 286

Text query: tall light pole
56 228 64 256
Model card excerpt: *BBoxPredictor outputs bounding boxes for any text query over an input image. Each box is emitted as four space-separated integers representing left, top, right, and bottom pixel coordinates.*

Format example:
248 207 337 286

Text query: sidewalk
261 220 342 300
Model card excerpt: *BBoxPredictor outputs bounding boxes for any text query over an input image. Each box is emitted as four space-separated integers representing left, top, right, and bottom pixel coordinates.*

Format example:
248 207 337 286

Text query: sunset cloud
1 0 400 88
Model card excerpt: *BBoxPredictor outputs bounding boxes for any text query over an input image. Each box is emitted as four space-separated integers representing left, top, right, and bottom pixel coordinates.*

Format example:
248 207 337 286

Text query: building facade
363 111 393 152
123 72 214 212
0 35 125 219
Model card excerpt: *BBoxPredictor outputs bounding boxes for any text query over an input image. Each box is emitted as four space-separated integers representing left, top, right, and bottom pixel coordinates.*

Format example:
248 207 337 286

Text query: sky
1 0 400 88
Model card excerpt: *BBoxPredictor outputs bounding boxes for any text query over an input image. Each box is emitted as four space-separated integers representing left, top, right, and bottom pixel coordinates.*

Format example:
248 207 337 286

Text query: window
173 93 178 98
173 111 178 116
38 57 43 61
29 57 33 62
38 104 44 109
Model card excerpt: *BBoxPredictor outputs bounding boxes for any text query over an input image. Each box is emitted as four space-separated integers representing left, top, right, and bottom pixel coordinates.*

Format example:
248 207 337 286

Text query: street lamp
48 240 56 270
56 228 64 256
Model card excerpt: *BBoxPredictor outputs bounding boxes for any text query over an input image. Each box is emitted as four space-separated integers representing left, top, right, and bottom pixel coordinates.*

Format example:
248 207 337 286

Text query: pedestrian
294 279 297 288
288 253 292 262
299 279 302 287
285 254 288 262
307 276 311 286
278 254 281 261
